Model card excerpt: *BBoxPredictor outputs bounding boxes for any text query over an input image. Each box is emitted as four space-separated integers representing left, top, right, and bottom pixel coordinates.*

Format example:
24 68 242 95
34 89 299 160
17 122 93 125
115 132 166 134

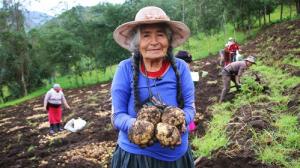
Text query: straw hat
113 6 190 51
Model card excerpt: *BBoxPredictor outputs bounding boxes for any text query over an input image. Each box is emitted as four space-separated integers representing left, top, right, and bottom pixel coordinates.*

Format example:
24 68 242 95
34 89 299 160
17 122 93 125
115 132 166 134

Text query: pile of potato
56 141 116 168
128 105 186 148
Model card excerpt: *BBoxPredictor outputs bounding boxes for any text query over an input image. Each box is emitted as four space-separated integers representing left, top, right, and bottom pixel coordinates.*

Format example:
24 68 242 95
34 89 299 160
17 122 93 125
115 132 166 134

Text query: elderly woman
111 6 195 167
43 84 70 134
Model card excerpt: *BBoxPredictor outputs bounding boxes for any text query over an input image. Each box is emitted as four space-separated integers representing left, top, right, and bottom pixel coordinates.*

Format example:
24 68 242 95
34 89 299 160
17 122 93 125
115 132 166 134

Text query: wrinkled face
139 24 169 61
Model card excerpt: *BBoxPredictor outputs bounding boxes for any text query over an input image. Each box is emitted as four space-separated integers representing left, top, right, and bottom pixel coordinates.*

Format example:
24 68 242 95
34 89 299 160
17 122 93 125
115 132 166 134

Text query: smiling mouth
147 49 161 51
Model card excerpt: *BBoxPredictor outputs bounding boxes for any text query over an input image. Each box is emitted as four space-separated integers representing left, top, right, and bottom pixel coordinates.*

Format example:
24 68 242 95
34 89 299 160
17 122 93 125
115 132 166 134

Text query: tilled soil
192 57 279 168
1 19 299 168
195 19 300 168
0 84 118 168
0 56 273 168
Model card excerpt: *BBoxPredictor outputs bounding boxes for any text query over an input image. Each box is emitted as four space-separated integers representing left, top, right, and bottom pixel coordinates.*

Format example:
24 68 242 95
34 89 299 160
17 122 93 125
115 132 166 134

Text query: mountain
23 10 53 31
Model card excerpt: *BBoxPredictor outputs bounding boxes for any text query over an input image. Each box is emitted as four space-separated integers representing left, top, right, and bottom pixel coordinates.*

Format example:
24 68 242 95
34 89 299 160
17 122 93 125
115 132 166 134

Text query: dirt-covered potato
155 123 181 148
137 105 162 125
161 106 186 132
128 120 155 147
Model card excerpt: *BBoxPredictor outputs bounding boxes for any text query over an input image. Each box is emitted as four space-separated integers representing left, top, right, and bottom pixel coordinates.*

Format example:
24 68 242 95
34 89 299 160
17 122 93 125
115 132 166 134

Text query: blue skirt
110 145 195 168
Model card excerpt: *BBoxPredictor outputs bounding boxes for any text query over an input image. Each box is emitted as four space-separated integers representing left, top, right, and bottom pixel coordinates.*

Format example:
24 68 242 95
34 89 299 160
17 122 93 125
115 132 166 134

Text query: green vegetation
283 54 300 68
192 56 300 166
1 0 299 105
192 103 232 157
27 145 36 153
253 62 300 103
254 115 300 168
0 66 115 109
0 0 299 108
182 24 251 60
242 63 300 167
47 66 116 89
270 5 297 22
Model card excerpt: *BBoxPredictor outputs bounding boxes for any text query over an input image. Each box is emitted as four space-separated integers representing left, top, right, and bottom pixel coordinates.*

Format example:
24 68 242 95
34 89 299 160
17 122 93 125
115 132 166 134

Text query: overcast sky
23 0 125 16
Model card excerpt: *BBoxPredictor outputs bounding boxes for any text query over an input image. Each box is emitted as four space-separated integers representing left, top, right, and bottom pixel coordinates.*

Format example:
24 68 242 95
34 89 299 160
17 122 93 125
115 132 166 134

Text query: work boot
56 123 64 132
49 124 55 134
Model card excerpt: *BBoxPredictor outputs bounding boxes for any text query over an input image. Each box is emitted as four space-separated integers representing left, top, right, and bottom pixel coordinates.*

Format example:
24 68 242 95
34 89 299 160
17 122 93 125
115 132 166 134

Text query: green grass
253 5 297 27
258 145 290 167
192 59 300 161
283 54 300 68
191 4 299 165
192 103 232 157
179 24 252 60
1 5 297 109
183 5 297 61
270 5 297 22
246 59 300 167
0 66 116 109
27 145 36 153
48 65 116 89
0 88 49 108
254 115 300 167
252 62 300 103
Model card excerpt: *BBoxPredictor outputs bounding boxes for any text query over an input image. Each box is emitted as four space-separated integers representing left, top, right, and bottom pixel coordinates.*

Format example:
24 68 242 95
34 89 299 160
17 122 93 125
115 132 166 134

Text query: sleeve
61 92 67 104
237 64 246 76
180 62 196 125
44 91 50 107
60 92 65 101
111 61 136 132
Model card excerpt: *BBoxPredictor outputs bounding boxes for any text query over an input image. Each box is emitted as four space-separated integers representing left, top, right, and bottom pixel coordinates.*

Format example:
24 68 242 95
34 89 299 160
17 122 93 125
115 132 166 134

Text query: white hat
113 6 190 51
53 83 61 89
245 56 256 64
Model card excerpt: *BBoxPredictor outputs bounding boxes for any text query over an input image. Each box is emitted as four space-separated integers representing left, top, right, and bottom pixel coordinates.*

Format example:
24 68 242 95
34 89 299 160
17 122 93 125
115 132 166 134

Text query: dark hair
175 50 192 63
132 48 184 112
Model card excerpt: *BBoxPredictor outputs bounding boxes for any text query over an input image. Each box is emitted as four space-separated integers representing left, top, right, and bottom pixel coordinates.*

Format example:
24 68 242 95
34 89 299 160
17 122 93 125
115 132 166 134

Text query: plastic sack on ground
190 72 200 82
64 117 87 132
201 71 208 78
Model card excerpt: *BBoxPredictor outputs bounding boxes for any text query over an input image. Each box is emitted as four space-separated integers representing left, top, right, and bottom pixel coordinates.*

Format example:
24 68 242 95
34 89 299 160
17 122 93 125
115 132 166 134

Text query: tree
296 0 300 15
0 1 30 97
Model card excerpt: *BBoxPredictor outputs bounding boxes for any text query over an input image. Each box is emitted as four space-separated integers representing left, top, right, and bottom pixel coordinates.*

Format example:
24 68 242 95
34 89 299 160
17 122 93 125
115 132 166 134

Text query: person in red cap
43 84 70 134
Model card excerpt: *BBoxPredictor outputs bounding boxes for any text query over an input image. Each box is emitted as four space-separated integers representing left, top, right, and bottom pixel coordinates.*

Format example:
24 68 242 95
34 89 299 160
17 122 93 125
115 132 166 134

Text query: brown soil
195 19 300 168
1 19 299 168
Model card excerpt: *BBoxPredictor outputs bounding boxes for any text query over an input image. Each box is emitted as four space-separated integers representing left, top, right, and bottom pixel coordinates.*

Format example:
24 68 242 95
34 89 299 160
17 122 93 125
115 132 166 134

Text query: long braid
166 47 184 108
132 51 141 112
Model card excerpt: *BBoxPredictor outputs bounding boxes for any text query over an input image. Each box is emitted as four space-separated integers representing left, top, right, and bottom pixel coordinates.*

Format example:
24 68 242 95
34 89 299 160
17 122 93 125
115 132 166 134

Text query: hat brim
113 19 190 51
245 59 256 64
